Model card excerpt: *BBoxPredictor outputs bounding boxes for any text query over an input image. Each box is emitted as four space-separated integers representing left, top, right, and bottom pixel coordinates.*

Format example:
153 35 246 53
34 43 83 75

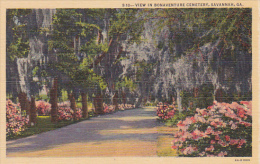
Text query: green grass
6 116 89 141
157 136 178 157
76 102 94 110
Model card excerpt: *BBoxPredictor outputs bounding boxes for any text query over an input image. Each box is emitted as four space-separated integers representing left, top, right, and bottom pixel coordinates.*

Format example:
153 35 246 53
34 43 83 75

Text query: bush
145 101 157 106
103 103 135 113
103 104 116 113
156 103 176 121
166 110 196 126
181 84 214 110
171 101 252 157
57 101 82 121
6 99 29 137
118 104 135 111
36 100 51 116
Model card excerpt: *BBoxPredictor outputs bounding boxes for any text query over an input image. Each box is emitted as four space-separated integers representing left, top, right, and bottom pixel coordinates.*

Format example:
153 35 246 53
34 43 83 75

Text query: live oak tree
48 9 108 115
146 8 252 110
6 8 252 116
6 9 32 101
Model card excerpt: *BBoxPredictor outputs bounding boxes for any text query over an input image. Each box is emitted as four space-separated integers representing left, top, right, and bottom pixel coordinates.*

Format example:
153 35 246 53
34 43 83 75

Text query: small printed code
235 159 250 162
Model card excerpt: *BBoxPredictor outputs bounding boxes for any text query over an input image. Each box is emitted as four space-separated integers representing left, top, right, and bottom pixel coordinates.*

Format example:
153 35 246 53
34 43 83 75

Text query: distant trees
147 8 251 109
6 8 252 113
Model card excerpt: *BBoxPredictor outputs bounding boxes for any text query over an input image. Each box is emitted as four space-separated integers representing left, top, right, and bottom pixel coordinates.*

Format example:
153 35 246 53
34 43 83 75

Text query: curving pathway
7 107 167 157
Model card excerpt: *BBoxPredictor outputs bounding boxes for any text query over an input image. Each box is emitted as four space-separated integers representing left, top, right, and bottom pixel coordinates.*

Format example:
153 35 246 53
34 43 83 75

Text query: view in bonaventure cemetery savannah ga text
6 8 252 157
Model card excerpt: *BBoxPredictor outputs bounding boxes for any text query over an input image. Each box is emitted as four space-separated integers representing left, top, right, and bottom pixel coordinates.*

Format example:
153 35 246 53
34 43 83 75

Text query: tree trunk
193 87 199 107
89 38 113 69
95 93 104 115
113 91 119 110
97 30 103 44
81 92 88 118
18 92 28 114
69 93 77 121
74 36 76 54
30 96 37 126
135 95 143 108
50 78 58 123
215 88 223 102
135 77 145 108
176 88 182 112
25 97 31 117
194 87 199 97
121 90 126 105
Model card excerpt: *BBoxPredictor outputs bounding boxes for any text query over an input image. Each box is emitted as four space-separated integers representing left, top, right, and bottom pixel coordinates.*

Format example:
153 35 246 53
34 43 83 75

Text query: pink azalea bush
6 99 29 137
103 104 116 113
171 101 252 157
36 100 51 116
156 102 176 120
103 104 135 113
57 102 82 121
118 104 135 111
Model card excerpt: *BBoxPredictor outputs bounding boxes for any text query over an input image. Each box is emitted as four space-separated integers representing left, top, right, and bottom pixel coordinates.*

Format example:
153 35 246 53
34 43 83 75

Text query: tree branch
88 38 113 69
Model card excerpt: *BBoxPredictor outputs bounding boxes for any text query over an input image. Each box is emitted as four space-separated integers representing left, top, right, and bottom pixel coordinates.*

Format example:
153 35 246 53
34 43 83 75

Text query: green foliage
181 84 214 110
153 8 251 60
7 38 30 61
116 77 136 92
134 60 154 81
144 101 157 106
7 26 30 60
165 110 195 127
56 53 79 76
6 115 89 141
6 9 32 61
48 9 108 94
75 58 107 91
81 40 109 57
6 9 32 25
219 91 252 103
39 27 50 35
49 9 100 53
32 66 39 77
60 89 68 102
36 94 49 102
109 9 145 44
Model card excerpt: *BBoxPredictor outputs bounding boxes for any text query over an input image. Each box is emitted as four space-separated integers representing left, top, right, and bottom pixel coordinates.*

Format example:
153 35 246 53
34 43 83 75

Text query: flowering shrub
74 108 82 121
103 104 135 113
36 100 51 116
171 101 252 157
57 102 82 121
156 103 176 120
6 99 29 137
57 106 74 121
103 104 116 113
118 104 135 111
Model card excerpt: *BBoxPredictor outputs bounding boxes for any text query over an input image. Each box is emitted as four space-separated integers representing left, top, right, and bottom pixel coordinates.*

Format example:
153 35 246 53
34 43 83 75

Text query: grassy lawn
156 126 178 157
157 136 178 156
7 116 89 141
6 107 125 141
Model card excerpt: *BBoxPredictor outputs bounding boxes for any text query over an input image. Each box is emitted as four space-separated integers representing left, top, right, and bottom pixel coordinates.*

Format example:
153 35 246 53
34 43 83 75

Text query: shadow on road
7 107 164 155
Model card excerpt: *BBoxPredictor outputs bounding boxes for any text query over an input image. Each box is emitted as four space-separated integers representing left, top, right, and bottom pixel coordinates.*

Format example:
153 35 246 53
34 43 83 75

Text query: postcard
1 0 259 164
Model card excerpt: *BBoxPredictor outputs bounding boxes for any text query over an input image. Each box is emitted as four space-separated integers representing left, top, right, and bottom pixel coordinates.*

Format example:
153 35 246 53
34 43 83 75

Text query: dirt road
7 107 171 157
